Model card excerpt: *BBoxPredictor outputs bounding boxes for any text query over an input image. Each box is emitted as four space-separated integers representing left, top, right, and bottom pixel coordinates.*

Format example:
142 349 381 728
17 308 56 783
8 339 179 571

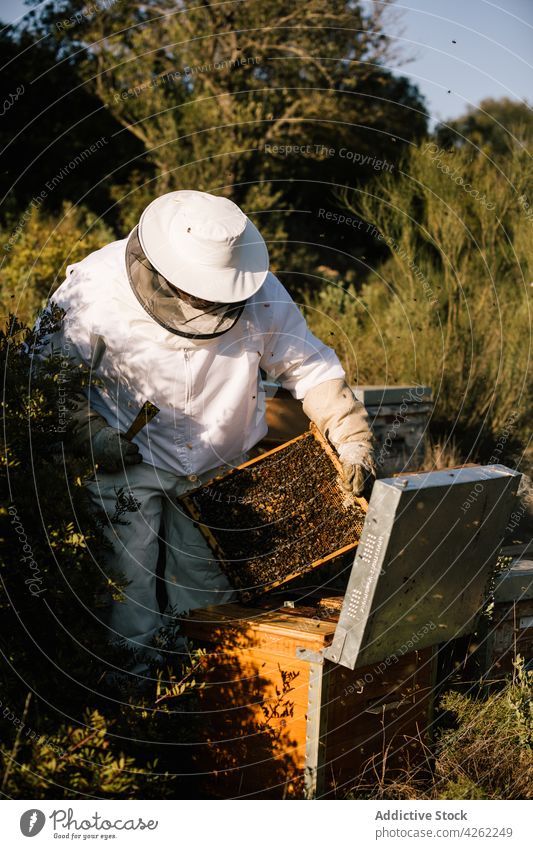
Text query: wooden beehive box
181 600 437 799
480 559 533 678
180 424 367 601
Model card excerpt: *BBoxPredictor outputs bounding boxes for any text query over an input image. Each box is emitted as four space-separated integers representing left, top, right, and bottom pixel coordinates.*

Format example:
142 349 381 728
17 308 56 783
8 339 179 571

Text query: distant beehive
180 424 367 600
353 385 433 476
262 382 433 476
480 559 533 677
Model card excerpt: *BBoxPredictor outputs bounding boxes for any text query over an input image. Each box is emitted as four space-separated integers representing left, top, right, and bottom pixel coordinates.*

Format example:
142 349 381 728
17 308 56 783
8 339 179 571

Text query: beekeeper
46 191 375 661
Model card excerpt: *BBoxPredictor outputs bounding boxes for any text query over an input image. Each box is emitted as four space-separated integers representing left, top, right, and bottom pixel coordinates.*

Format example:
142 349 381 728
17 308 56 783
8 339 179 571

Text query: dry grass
423 436 463 470
346 659 533 800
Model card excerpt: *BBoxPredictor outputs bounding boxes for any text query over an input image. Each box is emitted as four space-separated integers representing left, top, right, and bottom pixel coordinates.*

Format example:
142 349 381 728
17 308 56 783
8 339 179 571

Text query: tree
0 202 114 324
0 202 114 325
0 24 145 223
26 0 427 278
435 98 533 158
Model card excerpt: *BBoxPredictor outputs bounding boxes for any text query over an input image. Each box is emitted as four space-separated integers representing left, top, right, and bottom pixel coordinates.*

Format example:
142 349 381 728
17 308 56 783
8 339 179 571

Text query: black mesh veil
125 227 245 339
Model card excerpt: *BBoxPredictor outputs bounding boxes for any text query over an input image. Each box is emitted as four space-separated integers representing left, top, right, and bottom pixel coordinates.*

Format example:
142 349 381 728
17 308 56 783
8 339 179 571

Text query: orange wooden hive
179 424 367 601
181 599 437 799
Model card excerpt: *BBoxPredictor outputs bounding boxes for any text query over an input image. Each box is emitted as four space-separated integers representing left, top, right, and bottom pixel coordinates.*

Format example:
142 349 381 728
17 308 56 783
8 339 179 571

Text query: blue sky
392 0 532 126
1 0 532 126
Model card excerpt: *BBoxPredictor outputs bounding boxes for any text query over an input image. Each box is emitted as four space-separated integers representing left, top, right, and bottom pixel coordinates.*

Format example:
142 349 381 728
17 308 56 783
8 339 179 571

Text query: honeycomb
180 427 367 600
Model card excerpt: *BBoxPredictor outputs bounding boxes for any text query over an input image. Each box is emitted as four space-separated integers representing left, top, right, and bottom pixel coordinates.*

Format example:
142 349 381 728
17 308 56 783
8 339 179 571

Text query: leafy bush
0 203 114 325
0 313 211 798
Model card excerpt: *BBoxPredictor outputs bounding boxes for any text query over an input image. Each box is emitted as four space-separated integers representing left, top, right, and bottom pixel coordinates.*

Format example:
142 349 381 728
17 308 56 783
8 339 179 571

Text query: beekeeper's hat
138 190 269 304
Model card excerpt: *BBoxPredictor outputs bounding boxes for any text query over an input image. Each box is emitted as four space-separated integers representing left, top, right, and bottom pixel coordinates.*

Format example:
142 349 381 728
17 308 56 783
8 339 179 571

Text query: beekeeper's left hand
302 378 376 500
337 442 376 499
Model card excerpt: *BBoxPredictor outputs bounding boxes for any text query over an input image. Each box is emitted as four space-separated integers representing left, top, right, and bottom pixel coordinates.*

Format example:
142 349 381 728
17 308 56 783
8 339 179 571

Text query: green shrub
0 313 209 798
0 203 114 325
303 140 533 449
433 660 533 800
346 659 533 800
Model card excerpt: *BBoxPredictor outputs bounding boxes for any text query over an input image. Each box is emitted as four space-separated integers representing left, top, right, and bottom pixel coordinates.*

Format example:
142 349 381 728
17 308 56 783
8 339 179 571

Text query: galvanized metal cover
493 560 533 603
325 464 521 669
352 384 433 405
264 380 433 406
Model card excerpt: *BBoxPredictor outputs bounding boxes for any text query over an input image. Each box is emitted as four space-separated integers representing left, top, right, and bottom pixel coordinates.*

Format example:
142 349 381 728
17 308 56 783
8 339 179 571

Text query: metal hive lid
351 384 433 405
493 559 533 603
325 464 521 669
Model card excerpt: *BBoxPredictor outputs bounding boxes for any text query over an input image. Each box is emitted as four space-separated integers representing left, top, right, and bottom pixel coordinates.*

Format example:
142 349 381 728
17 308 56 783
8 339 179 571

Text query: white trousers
86 461 239 656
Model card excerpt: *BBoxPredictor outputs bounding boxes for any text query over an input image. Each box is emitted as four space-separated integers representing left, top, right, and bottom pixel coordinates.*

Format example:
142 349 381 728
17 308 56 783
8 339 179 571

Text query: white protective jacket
50 238 345 477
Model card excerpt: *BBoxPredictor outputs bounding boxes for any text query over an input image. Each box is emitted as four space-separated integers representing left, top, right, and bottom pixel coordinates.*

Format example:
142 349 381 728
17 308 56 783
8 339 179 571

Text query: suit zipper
184 350 192 414
183 350 192 450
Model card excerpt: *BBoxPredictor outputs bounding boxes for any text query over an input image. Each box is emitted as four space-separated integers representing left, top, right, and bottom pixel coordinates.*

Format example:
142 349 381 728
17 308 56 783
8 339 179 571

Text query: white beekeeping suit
42 191 374 669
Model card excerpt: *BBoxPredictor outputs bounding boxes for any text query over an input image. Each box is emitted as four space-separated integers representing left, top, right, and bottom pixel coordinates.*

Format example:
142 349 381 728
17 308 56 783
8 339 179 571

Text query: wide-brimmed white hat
138 190 269 303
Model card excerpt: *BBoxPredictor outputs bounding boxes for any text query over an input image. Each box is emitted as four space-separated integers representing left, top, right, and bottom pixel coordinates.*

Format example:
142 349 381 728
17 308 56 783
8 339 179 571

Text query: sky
392 0 533 126
1 0 532 127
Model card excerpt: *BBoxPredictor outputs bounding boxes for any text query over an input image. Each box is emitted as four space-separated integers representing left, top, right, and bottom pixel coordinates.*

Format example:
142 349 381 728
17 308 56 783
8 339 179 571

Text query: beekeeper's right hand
91 427 142 472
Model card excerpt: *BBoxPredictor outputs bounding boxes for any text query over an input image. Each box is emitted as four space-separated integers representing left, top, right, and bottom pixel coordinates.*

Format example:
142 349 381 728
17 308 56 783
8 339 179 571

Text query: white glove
91 427 142 473
337 442 376 497
303 378 376 498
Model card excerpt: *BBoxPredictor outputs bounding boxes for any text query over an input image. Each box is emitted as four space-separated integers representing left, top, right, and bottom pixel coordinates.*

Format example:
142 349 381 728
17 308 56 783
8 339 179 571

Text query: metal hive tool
179 424 368 601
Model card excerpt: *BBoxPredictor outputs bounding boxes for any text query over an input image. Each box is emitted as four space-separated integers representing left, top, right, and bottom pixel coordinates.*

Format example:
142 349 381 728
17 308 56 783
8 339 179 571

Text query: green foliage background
0 0 531 799
302 137 533 449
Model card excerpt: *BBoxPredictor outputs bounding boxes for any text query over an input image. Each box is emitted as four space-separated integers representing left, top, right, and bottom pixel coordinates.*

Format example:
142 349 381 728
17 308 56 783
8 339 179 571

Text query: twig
1 691 32 792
